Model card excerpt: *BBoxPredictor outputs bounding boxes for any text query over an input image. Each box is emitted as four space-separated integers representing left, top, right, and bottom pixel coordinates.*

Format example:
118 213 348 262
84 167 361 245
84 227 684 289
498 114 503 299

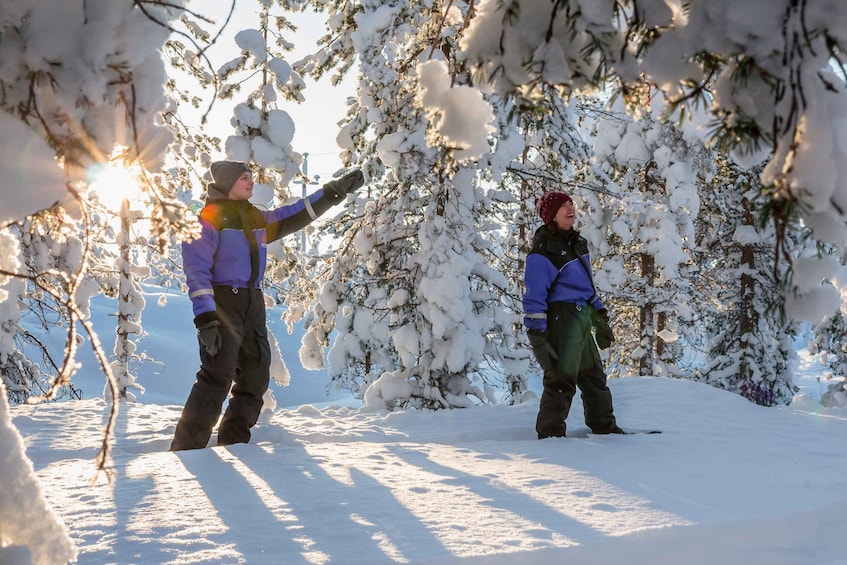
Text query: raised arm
264 169 364 242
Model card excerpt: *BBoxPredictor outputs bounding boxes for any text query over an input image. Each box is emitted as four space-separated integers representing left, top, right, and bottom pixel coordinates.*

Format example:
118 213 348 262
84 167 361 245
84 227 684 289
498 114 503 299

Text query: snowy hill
11 369 847 564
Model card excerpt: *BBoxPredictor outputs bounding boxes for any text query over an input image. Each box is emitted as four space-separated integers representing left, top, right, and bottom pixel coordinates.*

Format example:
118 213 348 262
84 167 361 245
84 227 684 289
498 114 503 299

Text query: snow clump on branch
416 60 495 163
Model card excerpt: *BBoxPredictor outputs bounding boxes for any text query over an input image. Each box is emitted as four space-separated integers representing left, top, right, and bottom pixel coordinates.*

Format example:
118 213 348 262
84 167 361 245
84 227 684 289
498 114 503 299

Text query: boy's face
228 172 254 201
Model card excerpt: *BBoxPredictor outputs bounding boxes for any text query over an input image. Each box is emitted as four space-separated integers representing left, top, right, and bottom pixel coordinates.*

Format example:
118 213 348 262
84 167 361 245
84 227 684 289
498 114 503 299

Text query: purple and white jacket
183 188 343 325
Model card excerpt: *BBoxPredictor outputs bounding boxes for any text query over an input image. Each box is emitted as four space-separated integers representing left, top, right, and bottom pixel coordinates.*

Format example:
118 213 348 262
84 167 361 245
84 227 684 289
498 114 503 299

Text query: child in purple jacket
171 161 363 450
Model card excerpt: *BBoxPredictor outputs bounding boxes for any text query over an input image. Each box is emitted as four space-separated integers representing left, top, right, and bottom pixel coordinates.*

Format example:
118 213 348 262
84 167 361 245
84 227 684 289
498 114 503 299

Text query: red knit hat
536 191 573 224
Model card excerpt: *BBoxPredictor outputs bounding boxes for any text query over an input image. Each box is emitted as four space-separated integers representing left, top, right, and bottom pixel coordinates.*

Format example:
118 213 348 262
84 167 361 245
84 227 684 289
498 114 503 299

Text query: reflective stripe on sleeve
189 288 215 299
304 197 318 220
525 313 547 319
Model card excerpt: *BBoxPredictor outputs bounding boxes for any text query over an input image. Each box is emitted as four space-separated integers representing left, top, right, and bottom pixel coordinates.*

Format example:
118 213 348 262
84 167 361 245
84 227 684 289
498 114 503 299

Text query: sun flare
88 147 145 211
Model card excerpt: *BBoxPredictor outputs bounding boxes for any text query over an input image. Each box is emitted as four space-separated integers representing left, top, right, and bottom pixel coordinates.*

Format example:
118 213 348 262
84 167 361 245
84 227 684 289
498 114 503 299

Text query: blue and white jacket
522 225 603 333
183 188 343 326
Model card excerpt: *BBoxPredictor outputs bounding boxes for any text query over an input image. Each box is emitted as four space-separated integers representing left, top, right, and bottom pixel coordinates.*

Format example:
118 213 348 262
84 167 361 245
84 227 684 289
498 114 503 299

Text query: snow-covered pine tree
216 1 303 188
287 0 520 409
477 125 536 405
1 214 86 403
693 156 799 406
283 0 429 396
580 92 710 378
0 2 222 481
0 279 52 403
808 311 847 408
797 246 847 408
456 1 847 316
111 198 148 401
0 1 202 400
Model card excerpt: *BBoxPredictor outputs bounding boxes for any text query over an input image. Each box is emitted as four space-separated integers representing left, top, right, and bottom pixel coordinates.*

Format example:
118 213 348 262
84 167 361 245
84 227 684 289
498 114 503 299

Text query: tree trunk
639 253 655 376
509 144 532 404
739 196 759 399
115 199 133 398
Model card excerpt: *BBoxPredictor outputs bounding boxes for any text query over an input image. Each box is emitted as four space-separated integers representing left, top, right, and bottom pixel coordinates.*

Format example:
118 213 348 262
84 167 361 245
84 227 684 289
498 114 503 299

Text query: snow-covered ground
8 289 847 564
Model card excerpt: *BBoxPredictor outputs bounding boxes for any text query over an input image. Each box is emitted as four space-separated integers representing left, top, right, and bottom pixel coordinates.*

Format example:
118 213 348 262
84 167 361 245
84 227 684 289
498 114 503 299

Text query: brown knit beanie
206 161 250 201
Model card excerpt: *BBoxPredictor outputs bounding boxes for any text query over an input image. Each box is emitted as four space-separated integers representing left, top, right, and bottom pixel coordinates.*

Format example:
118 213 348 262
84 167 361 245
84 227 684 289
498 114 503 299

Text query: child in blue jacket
523 191 622 439
171 161 363 450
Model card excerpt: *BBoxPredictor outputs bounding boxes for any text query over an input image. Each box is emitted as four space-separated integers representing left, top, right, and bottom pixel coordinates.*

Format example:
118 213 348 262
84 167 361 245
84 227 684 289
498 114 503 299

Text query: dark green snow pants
536 301 618 438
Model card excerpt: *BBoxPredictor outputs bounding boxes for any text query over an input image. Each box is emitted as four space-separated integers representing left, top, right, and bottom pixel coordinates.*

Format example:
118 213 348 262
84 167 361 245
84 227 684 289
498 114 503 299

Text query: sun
88 146 145 212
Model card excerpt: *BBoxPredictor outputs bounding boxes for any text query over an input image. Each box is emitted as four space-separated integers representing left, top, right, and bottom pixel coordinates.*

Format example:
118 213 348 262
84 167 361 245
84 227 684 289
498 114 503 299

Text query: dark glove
323 169 364 199
197 320 222 356
527 331 558 371
592 308 615 350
